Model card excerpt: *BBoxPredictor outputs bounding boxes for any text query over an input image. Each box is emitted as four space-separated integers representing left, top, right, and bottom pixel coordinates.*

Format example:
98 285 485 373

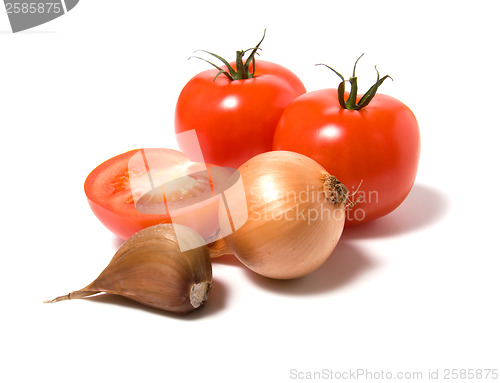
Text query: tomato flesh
84 148 231 240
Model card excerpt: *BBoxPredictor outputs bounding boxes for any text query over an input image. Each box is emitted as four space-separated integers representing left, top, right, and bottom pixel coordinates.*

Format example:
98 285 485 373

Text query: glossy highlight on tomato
175 59 306 169
273 89 420 225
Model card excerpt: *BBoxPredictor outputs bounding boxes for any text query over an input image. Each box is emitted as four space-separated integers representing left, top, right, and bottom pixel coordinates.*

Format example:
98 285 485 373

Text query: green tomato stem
189 29 267 81
316 54 392 110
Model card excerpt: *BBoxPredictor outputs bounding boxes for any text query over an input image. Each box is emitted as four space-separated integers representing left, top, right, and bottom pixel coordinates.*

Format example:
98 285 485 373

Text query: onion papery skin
222 151 346 279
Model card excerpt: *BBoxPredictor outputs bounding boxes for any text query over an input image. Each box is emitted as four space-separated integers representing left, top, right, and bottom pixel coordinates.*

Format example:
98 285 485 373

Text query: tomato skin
175 60 306 169
273 89 420 225
86 197 169 241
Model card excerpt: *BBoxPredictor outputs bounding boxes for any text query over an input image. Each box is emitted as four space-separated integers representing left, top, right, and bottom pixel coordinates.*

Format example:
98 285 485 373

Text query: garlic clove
45 224 212 314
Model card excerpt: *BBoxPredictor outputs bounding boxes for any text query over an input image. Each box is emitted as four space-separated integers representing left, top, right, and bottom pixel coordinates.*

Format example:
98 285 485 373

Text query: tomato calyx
316 54 392 110
189 29 267 81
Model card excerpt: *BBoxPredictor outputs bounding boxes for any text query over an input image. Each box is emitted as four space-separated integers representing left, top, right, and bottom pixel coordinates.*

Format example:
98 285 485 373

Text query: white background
1 1 499 382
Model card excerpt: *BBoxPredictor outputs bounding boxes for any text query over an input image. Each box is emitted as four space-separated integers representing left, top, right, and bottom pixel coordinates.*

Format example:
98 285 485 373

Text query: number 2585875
5 2 62 14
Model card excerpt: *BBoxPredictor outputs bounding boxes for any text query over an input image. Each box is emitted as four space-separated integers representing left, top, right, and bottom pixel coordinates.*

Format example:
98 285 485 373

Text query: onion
214 150 347 279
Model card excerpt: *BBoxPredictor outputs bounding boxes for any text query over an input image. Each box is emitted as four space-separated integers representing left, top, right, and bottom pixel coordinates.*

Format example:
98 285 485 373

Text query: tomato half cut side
84 148 231 241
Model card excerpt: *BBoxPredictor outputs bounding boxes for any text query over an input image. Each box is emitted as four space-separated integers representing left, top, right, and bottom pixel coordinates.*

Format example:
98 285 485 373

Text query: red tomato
273 89 420 225
175 59 306 169
84 148 230 240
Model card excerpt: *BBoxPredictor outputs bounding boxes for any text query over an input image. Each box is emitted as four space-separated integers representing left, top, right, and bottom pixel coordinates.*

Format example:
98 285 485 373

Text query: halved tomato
84 148 232 241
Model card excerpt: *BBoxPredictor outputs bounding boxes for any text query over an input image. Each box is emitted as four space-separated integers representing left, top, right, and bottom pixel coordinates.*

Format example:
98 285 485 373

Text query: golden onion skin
222 151 346 279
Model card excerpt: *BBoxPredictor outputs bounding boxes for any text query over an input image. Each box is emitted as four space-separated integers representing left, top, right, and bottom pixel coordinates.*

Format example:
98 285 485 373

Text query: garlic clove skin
46 224 212 314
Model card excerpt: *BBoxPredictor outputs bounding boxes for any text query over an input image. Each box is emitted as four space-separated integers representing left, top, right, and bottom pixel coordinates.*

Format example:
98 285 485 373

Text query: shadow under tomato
77 276 229 320
342 183 450 240
242 240 377 295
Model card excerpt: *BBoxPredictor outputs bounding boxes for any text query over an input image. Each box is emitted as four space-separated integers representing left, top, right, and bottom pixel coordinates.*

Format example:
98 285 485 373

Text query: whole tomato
175 31 306 169
273 57 420 225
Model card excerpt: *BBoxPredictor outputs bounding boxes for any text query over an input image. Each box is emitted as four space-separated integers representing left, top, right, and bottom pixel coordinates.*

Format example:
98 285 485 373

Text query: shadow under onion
242 240 377 295
210 253 243 267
